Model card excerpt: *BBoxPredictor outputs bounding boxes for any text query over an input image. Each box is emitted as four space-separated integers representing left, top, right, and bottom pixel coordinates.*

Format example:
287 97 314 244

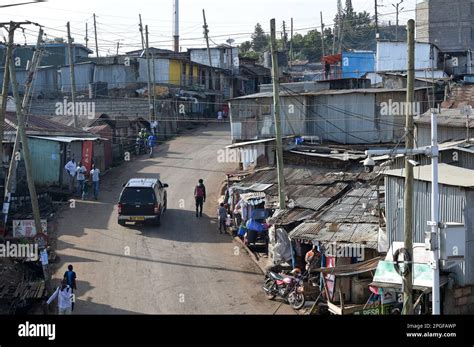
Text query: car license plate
131 217 145 221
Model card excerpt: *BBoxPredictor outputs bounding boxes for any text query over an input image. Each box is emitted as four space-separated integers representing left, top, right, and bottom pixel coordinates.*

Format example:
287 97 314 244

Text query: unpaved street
51 123 292 314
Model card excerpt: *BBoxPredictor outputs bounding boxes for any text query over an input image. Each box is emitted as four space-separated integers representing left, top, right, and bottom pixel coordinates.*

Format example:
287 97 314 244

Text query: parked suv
118 178 168 226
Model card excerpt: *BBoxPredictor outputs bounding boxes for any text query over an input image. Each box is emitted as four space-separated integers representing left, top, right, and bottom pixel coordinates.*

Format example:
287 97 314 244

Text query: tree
251 23 269 53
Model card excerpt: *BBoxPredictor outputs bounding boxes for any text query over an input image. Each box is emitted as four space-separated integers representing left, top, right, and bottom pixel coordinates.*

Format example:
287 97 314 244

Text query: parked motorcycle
263 271 321 310
262 271 306 310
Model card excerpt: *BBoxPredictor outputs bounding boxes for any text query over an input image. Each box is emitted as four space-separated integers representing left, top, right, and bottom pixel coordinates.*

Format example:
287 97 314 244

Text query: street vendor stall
313 256 383 315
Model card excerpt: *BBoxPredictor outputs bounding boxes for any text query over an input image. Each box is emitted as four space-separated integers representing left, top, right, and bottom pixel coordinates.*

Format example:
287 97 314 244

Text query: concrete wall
416 0 474 52
444 285 474 314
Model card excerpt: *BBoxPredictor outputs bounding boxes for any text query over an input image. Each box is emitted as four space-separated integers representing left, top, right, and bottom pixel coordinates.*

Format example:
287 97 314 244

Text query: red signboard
82 141 94 172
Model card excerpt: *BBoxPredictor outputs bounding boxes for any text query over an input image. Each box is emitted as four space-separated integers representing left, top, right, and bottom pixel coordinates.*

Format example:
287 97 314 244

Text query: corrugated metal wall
416 125 469 147
28 138 61 186
60 63 95 93
342 52 375 79
94 65 138 89
376 41 437 72
137 58 170 84
385 176 470 243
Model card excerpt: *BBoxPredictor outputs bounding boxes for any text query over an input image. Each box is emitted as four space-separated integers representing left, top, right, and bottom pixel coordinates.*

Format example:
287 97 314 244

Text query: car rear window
120 187 155 204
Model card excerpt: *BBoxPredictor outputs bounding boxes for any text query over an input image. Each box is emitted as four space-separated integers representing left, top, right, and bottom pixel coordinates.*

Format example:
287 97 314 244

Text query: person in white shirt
46 279 73 315
64 159 76 193
90 164 101 200
217 110 223 121
76 162 87 198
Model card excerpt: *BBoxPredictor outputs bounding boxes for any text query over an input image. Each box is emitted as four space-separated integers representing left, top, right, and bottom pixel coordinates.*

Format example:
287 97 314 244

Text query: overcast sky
0 0 418 54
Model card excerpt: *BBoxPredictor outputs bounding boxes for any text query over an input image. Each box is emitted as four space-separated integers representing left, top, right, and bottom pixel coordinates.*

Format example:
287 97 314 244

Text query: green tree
251 23 269 53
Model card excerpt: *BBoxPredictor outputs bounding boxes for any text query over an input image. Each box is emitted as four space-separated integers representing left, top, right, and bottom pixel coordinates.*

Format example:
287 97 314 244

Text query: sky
0 0 418 55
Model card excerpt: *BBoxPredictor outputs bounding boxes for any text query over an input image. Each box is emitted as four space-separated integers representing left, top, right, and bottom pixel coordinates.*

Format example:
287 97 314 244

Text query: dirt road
51 123 292 314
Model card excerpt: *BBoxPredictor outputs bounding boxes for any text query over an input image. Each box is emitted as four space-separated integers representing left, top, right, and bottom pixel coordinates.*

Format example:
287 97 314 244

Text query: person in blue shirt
147 133 157 157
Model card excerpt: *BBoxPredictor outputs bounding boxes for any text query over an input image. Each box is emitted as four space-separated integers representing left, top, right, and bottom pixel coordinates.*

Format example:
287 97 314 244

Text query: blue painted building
341 51 375 79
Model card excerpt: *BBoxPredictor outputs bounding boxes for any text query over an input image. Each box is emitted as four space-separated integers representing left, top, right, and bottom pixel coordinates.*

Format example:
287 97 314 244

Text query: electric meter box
440 223 465 261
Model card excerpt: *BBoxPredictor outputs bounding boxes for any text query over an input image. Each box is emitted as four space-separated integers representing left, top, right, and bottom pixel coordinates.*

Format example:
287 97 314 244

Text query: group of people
64 159 101 200
137 128 157 156
45 264 77 315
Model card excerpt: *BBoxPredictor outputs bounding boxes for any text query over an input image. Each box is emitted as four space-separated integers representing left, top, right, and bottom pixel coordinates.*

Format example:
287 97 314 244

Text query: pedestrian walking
46 279 73 315
90 164 100 200
217 203 227 234
194 179 206 218
63 264 77 311
64 159 76 193
76 162 87 198
217 110 223 121
147 133 156 158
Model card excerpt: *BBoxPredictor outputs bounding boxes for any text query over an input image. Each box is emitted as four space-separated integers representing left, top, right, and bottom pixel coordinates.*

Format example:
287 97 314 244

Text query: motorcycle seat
268 272 284 281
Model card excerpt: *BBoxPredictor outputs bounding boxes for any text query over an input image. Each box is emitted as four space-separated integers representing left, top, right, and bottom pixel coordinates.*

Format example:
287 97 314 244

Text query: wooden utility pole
67 22 78 128
375 0 379 38
116 41 120 56
139 14 145 50
402 19 415 315
202 9 212 67
145 25 154 122
85 22 89 48
93 13 99 58
270 19 286 210
8 29 44 235
393 0 404 41
0 23 15 181
320 12 325 58
289 18 293 67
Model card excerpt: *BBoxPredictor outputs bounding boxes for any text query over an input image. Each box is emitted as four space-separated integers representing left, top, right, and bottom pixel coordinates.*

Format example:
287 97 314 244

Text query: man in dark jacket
194 179 206 218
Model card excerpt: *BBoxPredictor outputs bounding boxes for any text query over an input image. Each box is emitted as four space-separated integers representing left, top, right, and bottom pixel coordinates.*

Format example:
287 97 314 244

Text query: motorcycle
135 138 146 155
262 271 306 310
263 271 321 310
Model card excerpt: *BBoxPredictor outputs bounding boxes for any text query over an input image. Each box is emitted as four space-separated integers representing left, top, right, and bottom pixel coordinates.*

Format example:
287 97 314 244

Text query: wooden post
145 25 154 122
270 19 286 210
202 9 212 67
67 22 78 128
320 12 325 58
139 14 145 51
93 13 99 58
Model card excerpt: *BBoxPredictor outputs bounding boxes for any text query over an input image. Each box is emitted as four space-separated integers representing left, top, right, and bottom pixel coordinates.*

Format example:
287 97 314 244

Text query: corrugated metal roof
267 208 318 226
289 221 379 249
231 87 429 100
314 256 382 277
384 164 474 188
29 136 102 143
415 108 473 128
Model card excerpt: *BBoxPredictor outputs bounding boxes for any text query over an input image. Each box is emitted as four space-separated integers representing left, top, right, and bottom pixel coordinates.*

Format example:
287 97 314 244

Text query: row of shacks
224 133 474 315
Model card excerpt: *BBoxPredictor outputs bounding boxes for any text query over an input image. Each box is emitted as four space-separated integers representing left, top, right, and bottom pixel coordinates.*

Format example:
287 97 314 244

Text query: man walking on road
46 279 74 315
64 159 76 193
194 179 206 218
218 203 227 234
63 264 77 311
76 162 87 198
90 164 100 200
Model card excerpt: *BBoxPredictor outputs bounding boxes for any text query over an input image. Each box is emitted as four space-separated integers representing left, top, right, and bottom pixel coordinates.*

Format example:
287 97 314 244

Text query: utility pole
67 22 78 129
116 41 120 56
270 19 286 210
3 24 43 223
93 13 99 58
289 18 293 68
202 9 212 67
0 22 15 182
139 14 145 51
85 22 89 48
338 0 345 53
145 25 154 122
375 0 379 39
320 12 325 58
393 0 404 41
172 0 180 52
402 19 415 315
